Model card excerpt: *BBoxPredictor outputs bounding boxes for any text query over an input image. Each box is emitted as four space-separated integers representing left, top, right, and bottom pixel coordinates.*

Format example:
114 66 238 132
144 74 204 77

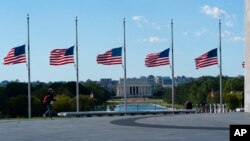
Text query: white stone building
116 78 152 97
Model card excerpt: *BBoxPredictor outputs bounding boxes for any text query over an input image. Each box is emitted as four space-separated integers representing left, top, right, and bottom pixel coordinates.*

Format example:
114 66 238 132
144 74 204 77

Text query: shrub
53 94 73 113
7 95 28 118
224 93 241 110
71 95 97 111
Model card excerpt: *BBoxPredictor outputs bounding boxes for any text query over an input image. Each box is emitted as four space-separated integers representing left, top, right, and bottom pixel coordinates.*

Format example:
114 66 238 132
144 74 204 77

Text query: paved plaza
0 112 250 141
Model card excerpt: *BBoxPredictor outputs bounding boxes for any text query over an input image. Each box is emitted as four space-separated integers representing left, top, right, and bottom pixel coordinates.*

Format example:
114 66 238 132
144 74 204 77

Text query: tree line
0 75 244 118
153 75 244 110
0 80 115 118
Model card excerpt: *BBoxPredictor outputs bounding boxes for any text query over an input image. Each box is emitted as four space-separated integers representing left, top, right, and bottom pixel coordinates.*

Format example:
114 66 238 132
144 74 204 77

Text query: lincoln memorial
116 78 152 97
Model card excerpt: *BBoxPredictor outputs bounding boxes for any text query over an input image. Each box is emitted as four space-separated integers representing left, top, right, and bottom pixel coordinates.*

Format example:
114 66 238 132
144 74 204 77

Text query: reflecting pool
113 104 168 112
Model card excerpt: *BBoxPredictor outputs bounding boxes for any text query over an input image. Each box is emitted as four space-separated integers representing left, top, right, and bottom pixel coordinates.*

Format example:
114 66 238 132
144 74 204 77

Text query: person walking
42 88 56 119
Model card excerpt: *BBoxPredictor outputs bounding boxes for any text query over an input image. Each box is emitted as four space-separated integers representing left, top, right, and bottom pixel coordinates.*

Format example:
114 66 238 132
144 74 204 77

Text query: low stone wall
57 109 195 117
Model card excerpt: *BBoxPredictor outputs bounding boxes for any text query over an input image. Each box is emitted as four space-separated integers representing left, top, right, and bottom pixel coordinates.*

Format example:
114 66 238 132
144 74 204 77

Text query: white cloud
132 16 161 30
132 16 148 23
221 30 233 37
221 30 244 43
200 5 227 18
225 21 234 27
132 16 148 28
132 16 141 21
200 5 236 28
152 23 161 30
195 28 208 37
142 37 166 43
232 36 244 42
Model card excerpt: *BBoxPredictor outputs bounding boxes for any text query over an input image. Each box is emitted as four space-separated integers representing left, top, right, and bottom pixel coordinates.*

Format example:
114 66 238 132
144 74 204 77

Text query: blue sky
0 0 244 82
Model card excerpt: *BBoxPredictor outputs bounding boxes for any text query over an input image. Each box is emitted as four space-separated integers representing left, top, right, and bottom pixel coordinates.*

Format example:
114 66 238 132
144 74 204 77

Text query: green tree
55 86 72 97
7 95 28 117
206 90 220 104
4 82 28 97
152 86 169 98
0 88 8 117
83 81 111 105
224 77 244 93
31 96 43 116
71 95 97 111
32 86 48 100
224 93 241 110
53 94 73 113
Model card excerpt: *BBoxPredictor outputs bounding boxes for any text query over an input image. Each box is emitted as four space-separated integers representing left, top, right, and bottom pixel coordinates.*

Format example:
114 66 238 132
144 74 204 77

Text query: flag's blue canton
207 48 217 58
14 45 25 56
112 47 122 56
65 46 74 56
159 48 170 58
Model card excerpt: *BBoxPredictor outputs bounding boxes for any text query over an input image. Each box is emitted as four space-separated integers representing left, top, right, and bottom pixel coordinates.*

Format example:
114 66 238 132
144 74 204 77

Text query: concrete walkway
0 112 250 141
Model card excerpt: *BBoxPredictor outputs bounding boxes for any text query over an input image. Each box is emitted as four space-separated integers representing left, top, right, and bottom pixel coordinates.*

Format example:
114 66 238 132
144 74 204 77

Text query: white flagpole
171 19 175 110
27 14 31 119
123 18 127 112
75 16 79 112
219 19 223 112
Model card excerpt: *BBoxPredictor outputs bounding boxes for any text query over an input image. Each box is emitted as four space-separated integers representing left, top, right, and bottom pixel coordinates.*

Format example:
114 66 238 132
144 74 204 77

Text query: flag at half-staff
4 15 32 119
145 48 170 67
96 47 122 65
50 46 74 66
4 45 26 65
195 48 218 69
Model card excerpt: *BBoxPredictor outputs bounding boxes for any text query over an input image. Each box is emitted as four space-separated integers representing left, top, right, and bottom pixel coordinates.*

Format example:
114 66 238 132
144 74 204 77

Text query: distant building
155 76 162 85
139 76 147 80
159 76 195 87
161 77 172 87
147 75 155 85
175 76 195 85
99 78 112 88
116 78 152 97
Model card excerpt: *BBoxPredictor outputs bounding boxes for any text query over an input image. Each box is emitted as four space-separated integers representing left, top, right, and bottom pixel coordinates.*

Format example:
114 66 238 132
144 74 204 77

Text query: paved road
1 112 250 141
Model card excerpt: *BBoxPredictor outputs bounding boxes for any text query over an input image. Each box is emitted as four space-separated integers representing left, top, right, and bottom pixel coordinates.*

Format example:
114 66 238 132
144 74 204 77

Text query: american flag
145 48 170 67
97 47 122 65
50 46 74 66
195 48 218 69
4 45 26 65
